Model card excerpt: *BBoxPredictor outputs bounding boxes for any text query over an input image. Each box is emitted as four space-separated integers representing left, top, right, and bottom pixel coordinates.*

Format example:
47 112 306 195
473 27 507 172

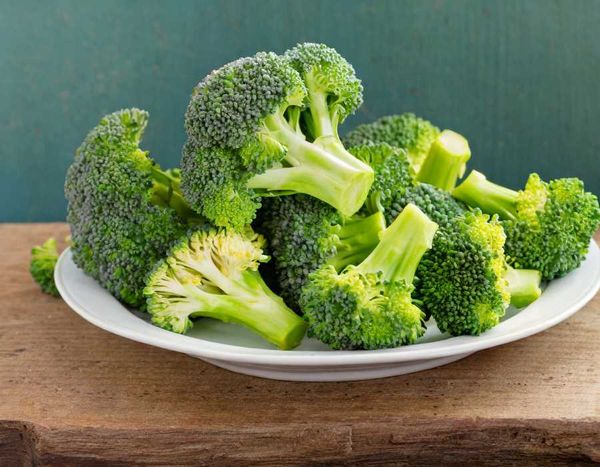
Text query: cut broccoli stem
328 211 386 271
357 204 438 283
150 265 307 350
453 170 519 220
247 112 374 217
417 130 471 191
504 266 542 308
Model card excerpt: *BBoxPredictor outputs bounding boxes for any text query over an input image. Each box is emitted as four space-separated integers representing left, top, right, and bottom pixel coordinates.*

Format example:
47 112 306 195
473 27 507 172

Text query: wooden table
1 224 599 465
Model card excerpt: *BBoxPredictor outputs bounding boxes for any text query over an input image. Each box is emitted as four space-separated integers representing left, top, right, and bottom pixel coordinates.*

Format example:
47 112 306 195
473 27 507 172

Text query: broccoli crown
506 174 600 279
182 48 374 229
300 204 437 350
285 42 363 134
453 171 600 279
65 109 194 307
300 266 424 349
144 227 307 350
349 143 415 222
343 113 441 172
417 211 509 336
390 183 467 227
30 238 60 297
257 195 385 311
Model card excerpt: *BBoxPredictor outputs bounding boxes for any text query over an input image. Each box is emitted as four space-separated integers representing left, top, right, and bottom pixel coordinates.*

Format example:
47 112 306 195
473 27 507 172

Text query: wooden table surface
1 223 599 466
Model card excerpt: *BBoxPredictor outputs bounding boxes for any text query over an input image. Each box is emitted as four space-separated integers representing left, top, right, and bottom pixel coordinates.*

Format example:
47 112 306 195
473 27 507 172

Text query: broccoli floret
416 130 471 191
453 171 600 279
300 204 438 350
416 211 510 335
65 109 201 308
258 195 386 311
348 143 415 222
182 47 374 229
30 238 61 297
390 183 468 228
300 204 437 349
144 228 307 350
343 113 441 173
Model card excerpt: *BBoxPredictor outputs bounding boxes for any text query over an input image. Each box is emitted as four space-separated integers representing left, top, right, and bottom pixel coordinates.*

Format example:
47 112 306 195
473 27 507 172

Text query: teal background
1 0 599 222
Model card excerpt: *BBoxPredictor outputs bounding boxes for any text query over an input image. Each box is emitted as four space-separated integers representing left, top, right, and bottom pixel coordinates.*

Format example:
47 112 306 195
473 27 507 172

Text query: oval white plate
55 243 600 381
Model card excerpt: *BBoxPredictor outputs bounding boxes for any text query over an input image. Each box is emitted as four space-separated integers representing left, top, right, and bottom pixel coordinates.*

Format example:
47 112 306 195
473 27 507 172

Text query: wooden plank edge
1 418 599 465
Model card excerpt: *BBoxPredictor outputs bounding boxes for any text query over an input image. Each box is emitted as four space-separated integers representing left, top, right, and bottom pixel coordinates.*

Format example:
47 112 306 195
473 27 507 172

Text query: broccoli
504 266 542 309
258 195 386 310
348 142 415 221
300 204 438 350
182 47 374 230
416 210 510 335
30 238 61 297
343 113 440 173
65 109 201 308
416 130 471 191
144 227 307 350
453 171 600 279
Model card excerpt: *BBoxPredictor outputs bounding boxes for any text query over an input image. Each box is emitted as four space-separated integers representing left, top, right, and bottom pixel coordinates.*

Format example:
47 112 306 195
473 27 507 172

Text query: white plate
55 242 600 381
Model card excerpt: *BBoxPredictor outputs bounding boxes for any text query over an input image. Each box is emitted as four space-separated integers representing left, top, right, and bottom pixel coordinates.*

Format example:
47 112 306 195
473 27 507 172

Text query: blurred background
1 0 599 222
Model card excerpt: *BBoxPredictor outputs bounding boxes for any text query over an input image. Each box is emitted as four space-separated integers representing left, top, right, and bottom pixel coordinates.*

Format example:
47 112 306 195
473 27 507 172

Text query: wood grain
1 224 599 465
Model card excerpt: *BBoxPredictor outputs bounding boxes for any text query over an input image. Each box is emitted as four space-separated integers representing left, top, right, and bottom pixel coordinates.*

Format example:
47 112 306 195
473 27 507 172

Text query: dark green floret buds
65 109 200 307
182 46 374 230
453 170 600 279
144 228 307 350
300 204 438 350
343 113 441 173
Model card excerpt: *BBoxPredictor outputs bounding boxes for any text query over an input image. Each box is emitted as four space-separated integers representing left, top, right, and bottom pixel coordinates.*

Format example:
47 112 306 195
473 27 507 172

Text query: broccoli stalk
358 204 437 284
246 111 373 216
144 228 307 350
504 267 542 308
416 130 471 191
300 204 438 350
453 170 600 279
452 170 521 220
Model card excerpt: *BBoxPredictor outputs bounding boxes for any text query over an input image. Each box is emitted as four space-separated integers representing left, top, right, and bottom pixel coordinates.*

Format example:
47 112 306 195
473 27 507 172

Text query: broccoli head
30 238 61 297
453 171 600 279
416 210 510 335
144 227 307 350
343 113 440 173
300 204 438 350
182 47 374 229
65 109 200 307
258 195 386 310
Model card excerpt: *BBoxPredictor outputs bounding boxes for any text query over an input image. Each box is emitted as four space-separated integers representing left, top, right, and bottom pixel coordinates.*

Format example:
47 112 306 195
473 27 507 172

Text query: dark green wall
1 0 599 221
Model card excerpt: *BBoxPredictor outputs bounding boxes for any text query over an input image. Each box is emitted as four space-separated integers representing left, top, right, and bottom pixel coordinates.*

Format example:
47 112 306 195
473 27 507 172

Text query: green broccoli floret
144 228 307 350
453 171 600 279
343 113 441 173
416 210 510 335
182 47 374 229
348 143 415 221
65 109 201 308
300 204 438 350
258 195 386 311
416 129 471 191
30 238 61 296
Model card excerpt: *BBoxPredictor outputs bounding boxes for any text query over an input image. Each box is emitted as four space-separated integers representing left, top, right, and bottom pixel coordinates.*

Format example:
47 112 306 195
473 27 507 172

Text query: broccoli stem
150 165 198 220
247 113 374 217
417 130 471 191
452 170 519 220
357 204 438 283
504 266 542 308
328 211 386 271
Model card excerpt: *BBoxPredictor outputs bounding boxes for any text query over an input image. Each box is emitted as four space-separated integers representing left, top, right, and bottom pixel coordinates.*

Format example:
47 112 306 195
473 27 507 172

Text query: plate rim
55 242 600 366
